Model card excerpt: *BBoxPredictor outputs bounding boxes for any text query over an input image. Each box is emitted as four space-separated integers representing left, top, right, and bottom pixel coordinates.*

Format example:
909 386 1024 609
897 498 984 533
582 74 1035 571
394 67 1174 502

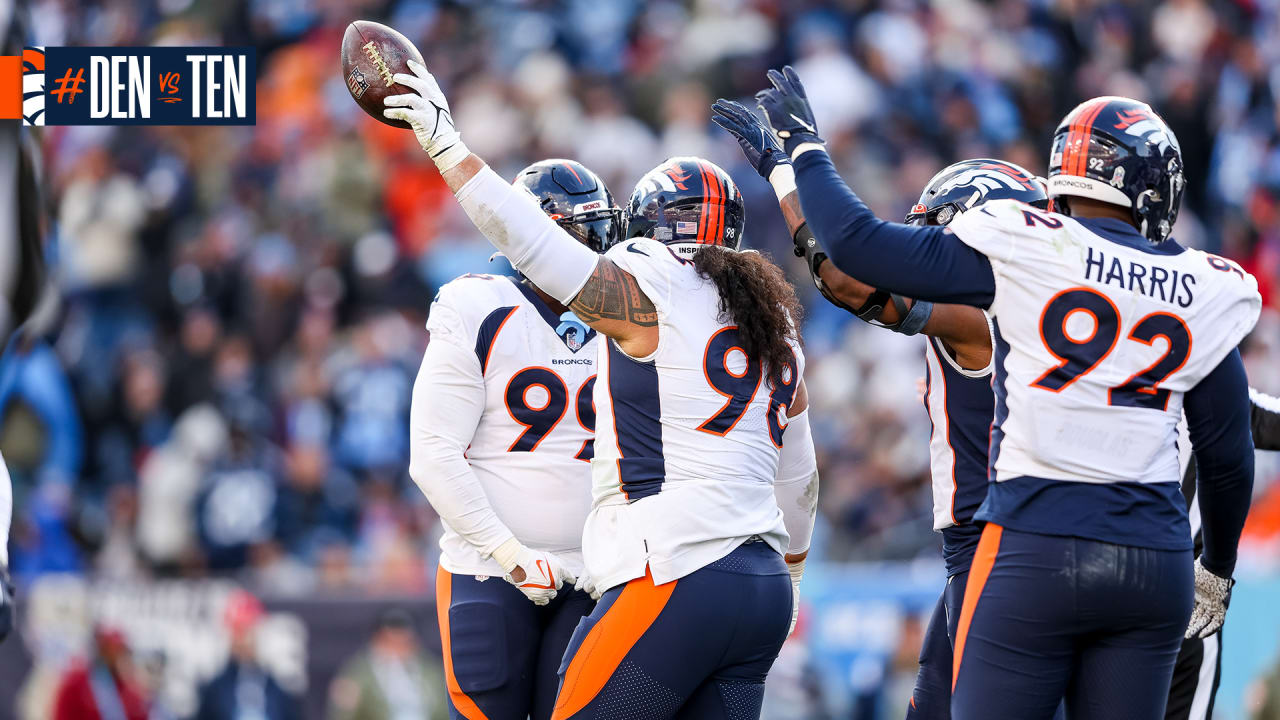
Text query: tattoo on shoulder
570 258 658 327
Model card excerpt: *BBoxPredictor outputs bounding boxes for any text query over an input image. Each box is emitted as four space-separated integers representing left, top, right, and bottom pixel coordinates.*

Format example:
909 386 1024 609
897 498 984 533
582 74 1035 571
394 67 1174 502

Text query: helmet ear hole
1133 189 1162 242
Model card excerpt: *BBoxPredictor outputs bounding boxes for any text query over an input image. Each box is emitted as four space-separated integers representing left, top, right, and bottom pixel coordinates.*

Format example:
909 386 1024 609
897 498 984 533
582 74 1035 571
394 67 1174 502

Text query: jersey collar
510 277 598 347
1073 217 1185 256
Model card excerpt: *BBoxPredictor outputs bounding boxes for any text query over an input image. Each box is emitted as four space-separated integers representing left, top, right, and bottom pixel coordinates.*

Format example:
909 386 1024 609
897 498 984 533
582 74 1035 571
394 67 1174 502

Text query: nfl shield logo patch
347 67 369 99
556 314 589 352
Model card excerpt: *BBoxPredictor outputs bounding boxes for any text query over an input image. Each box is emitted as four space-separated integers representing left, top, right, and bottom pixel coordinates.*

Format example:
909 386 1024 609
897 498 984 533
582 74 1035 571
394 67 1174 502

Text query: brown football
340 20 425 129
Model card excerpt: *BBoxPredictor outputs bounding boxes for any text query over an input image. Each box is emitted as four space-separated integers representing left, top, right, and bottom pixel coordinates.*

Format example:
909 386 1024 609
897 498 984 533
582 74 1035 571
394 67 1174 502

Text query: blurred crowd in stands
8 0 1280 610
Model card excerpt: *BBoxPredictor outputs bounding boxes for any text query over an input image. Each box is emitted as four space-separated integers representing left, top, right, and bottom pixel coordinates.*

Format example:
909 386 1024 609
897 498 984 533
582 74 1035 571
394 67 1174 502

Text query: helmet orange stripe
1061 101 1092 177
1061 103 1086 177
1070 100 1107 177
695 162 711 245
1070 101 1100 175
704 162 722 246
701 162 711 244
715 167 726 245
561 162 583 185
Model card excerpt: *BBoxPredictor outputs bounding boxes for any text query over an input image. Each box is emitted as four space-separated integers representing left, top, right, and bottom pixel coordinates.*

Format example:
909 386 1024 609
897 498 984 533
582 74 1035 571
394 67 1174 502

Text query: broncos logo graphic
932 166 1031 205
663 166 692 191
22 47 43 126
1113 109 1175 154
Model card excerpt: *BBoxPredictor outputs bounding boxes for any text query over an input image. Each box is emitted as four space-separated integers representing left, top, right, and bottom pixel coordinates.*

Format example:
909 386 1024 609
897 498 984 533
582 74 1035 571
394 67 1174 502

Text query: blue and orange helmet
514 159 622 252
1047 96 1184 243
905 158 1049 226
625 157 745 257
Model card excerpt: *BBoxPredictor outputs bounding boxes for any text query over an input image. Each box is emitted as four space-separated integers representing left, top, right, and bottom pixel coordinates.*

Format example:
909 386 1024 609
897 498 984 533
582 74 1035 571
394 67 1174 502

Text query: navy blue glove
0 565 13 644
711 99 790 180
755 66 822 155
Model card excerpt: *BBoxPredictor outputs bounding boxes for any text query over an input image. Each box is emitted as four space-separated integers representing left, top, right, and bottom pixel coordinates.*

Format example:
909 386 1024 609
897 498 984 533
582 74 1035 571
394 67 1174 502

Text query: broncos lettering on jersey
426 274 598 578
583 238 805 593
946 199 1261 549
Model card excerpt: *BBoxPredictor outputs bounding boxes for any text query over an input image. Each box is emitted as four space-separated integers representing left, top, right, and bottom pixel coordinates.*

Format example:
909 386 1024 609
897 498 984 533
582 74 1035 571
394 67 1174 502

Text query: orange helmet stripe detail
704 162 722 246
1064 99 1107 177
561 162 583 185
716 166 726 245
1074 100 1107 176
695 163 710 245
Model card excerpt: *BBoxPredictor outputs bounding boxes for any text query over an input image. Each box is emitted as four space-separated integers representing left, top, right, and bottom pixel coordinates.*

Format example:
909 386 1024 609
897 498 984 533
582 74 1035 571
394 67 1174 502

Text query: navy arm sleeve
1250 390 1280 451
1184 348 1255 578
792 149 996 307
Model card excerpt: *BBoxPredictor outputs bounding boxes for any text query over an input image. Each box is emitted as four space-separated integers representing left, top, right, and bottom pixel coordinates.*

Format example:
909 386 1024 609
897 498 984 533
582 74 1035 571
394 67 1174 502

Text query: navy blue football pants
950 524 1193 720
906 567 1067 720
907 570 967 719
552 540 792 720
436 565 595 720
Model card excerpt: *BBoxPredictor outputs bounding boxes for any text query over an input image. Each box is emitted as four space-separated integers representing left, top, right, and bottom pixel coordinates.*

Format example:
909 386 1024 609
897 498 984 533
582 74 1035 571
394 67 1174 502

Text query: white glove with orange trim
491 538 576 606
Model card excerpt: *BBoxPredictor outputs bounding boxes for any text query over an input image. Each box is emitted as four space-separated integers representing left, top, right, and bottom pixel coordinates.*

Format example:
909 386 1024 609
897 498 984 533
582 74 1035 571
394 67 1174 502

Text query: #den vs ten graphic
5 46 255 126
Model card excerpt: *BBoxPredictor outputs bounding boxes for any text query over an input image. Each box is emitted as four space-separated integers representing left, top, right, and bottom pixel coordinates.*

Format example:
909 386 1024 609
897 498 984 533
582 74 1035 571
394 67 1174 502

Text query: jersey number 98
1032 287 1191 411
697 327 798 446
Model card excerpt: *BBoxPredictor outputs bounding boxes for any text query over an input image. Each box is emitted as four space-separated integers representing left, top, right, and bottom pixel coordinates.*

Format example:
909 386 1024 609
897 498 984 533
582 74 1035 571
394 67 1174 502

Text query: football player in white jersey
756 66 1260 720
386 59 819 719
714 94 1057 720
409 158 619 720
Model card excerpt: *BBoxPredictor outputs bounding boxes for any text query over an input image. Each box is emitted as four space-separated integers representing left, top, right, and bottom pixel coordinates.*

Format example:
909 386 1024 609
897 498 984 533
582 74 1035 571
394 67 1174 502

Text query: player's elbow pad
456 165 599 304
775 409 819 555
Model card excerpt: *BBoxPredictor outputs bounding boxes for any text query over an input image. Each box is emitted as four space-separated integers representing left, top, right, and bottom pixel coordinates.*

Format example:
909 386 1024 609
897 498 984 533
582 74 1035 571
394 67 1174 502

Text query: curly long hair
691 247 803 387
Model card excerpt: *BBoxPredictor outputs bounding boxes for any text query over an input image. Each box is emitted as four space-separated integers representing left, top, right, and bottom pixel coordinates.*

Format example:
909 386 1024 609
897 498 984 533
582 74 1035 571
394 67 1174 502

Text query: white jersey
583 238 804 591
950 199 1260 484
947 199 1260 547
425 274 597 576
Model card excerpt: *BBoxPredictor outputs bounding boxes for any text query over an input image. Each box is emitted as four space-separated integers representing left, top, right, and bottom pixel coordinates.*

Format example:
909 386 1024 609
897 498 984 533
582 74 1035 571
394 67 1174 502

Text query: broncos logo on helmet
1047 96 1184 243
626 157 746 256
905 158 1048 227
1113 108 1178 156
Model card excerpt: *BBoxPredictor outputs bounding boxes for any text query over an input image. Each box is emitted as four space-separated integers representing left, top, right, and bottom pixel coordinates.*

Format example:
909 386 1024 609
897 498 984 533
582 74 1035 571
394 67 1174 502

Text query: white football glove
491 538 575 606
787 558 805 637
382 59 469 171
1186 558 1232 639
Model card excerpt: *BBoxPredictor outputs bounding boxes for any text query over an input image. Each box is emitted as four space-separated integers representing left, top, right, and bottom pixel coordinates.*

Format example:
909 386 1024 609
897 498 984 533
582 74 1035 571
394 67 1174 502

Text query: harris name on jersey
1084 245 1197 308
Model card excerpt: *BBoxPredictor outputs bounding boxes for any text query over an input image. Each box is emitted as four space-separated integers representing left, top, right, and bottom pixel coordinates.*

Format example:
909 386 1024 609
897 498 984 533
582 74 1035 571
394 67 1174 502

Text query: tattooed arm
440 155 661 356
569 258 661 357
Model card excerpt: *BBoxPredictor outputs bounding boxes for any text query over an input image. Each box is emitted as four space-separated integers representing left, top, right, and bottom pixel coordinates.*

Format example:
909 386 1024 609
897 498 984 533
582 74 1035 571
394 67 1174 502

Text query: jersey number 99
505 368 596 460
1032 287 1191 411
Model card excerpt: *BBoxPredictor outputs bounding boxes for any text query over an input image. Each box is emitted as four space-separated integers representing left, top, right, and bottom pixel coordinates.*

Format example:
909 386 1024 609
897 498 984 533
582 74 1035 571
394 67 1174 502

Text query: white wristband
790 142 826 161
490 537 522 573
431 140 470 173
788 557 806 584
769 164 797 201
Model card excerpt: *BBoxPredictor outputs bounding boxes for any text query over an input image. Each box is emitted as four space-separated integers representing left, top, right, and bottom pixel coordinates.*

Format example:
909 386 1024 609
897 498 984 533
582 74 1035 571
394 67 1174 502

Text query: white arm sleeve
407 332 516 558
455 165 600 305
0 451 10 566
774 410 819 556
